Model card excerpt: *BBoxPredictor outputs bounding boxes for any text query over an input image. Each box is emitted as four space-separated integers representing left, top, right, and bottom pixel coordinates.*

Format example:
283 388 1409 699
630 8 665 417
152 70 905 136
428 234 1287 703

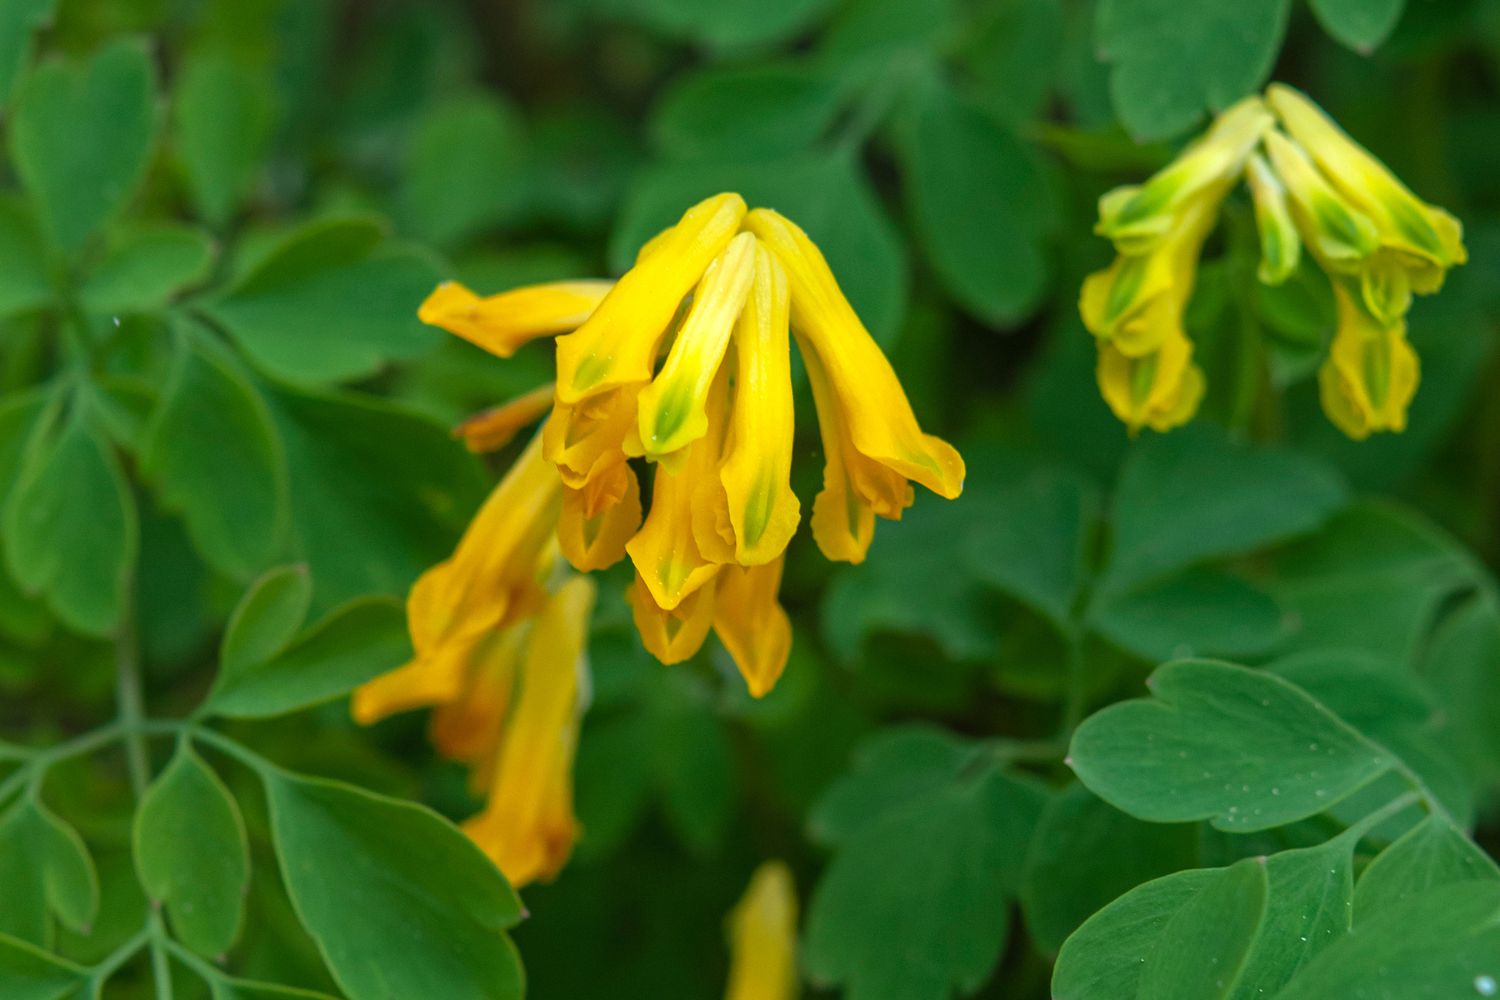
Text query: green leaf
270 388 481 611
0 931 88 1000
963 467 1096 629
901 77 1055 324
1090 568 1287 662
133 744 250 957
1353 815 1500 920
611 150 907 344
1420 594 1500 788
3 389 137 636
172 51 273 228
219 565 313 677
0 0 54 109
264 770 524 1000
652 64 846 161
1139 857 1267 999
80 224 215 315
820 0 955 60
0 797 99 945
1266 649 1437 735
1274 881 1500 999
210 979 339 1000
0 197 53 319
1309 0 1405 52
1100 423 1347 596
10 38 158 257
400 93 525 247
205 216 443 383
622 0 835 50
1020 783 1199 953
805 727 1045 1000
1094 0 1292 140
957 0 1066 125
208 596 409 719
140 329 287 578
1069 660 1395 831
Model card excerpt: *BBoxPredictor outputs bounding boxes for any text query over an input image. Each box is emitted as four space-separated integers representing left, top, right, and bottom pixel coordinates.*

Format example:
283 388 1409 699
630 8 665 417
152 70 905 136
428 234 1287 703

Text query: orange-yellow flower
724 861 799 1000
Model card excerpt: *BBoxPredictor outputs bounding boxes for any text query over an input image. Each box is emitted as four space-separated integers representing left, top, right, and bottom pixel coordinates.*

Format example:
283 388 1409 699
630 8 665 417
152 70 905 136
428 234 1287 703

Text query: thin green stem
0 721 128 807
160 935 224 987
184 723 276 776
90 927 151 983
1349 790 1423 839
148 911 174 1000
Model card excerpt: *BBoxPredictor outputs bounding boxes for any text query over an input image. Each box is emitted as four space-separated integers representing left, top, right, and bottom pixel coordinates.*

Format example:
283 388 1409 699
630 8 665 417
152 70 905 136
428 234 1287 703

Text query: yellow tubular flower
1262 129 1381 273
464 576 595 888
558 463 641 572
725 861 799 1000
1318 284 1419 439
637 231 758 460
555 193 747 403
1097 329 1206 435
1265 83 1466 288
454 382 555 453
745 208 964 501
351 432 561 724
630 573 717 665
1245 153 1301 286
1097 96 1274 252
713 559 792 699
419 280 613 358
715 242 800 566
543 385 640 490
429 626 527 793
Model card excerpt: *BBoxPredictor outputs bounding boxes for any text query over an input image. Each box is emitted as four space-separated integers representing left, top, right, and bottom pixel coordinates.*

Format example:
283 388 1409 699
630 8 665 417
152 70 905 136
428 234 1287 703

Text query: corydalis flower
419 193 963 698
351 437 592 888
724 861 798 1000
1081 85 1464 439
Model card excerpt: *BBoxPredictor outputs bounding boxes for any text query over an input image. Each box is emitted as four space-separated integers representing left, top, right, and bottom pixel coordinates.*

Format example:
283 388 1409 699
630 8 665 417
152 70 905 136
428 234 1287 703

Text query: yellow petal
429 625 527 768
630 572 717 665
558 463 642 572
555 193 747 403
1097 96 1273 252
801 341 892 564
1263 129 1381 270
419 280 612 358
454 383 555 453
626 375 730 610
745 208 964 501
637 231 758 460
713 559 792 698
716 243 801 566
1097 329 1205 434
725 861 799 1000
1266 84 1466 271
542 385 639 490
350 635 475 726
1317 283 1418 439
1245 152 1302 287
464 576 595 888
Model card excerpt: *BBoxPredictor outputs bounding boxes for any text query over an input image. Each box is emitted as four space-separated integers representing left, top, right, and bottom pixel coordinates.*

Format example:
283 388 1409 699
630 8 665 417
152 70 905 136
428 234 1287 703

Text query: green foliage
2 1 1497 998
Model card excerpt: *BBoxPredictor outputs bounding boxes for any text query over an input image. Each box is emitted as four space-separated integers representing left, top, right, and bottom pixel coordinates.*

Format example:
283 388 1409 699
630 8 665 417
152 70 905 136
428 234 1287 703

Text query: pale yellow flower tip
629 573 717 665
1096 331 1205 435
555 192 747 404
1318 286 1419 439
454 383 556 453
1265 84 1466 272
713 560 792 698
1245 153 1301 286
418 279 612 358
725 860 799 1000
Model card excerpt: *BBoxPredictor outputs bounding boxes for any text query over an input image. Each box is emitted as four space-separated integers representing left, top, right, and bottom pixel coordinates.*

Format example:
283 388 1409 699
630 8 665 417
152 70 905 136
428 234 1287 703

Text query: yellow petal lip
636 231 758 461
555 192 747 404
630 573 717 665
1097 330 1205 435
1318 283 1418 439
713 560 793 698
419 280 612 358
725 860 799 1000
745 207 964 501
558 464 641 572
454 383 555 453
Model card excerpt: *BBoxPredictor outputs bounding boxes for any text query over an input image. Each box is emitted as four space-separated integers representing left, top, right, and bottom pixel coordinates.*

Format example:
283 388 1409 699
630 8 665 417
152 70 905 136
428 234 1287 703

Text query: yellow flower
1244 152 1301 286
1096 328 1206 435
351 431 561 724
1317 283 1419 439
400 192 960 699
454 383 556 453
725 861 799 1000
464 576 594 888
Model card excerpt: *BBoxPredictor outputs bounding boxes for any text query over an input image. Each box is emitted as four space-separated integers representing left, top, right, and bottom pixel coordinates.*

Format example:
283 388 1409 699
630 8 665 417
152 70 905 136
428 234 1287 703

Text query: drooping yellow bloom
724 861 799 1000
397 192 960 700
1080 84 1464 439
419 280 613 358
454 383 556 453
464 576 594 887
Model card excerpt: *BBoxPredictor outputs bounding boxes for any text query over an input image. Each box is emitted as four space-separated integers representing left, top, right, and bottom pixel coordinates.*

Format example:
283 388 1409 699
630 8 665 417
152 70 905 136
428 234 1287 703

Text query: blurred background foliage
2 0 1500 997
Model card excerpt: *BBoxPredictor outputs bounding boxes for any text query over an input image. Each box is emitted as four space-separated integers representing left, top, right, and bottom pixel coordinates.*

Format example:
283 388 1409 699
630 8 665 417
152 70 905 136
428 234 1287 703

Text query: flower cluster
352 194 962 886
1082 84 1466 437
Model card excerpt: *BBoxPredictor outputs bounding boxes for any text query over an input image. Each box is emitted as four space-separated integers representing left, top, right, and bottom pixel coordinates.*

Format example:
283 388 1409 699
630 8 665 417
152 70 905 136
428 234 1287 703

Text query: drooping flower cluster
352 194 962 887
1083 84 1466 437
419 193 963 695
